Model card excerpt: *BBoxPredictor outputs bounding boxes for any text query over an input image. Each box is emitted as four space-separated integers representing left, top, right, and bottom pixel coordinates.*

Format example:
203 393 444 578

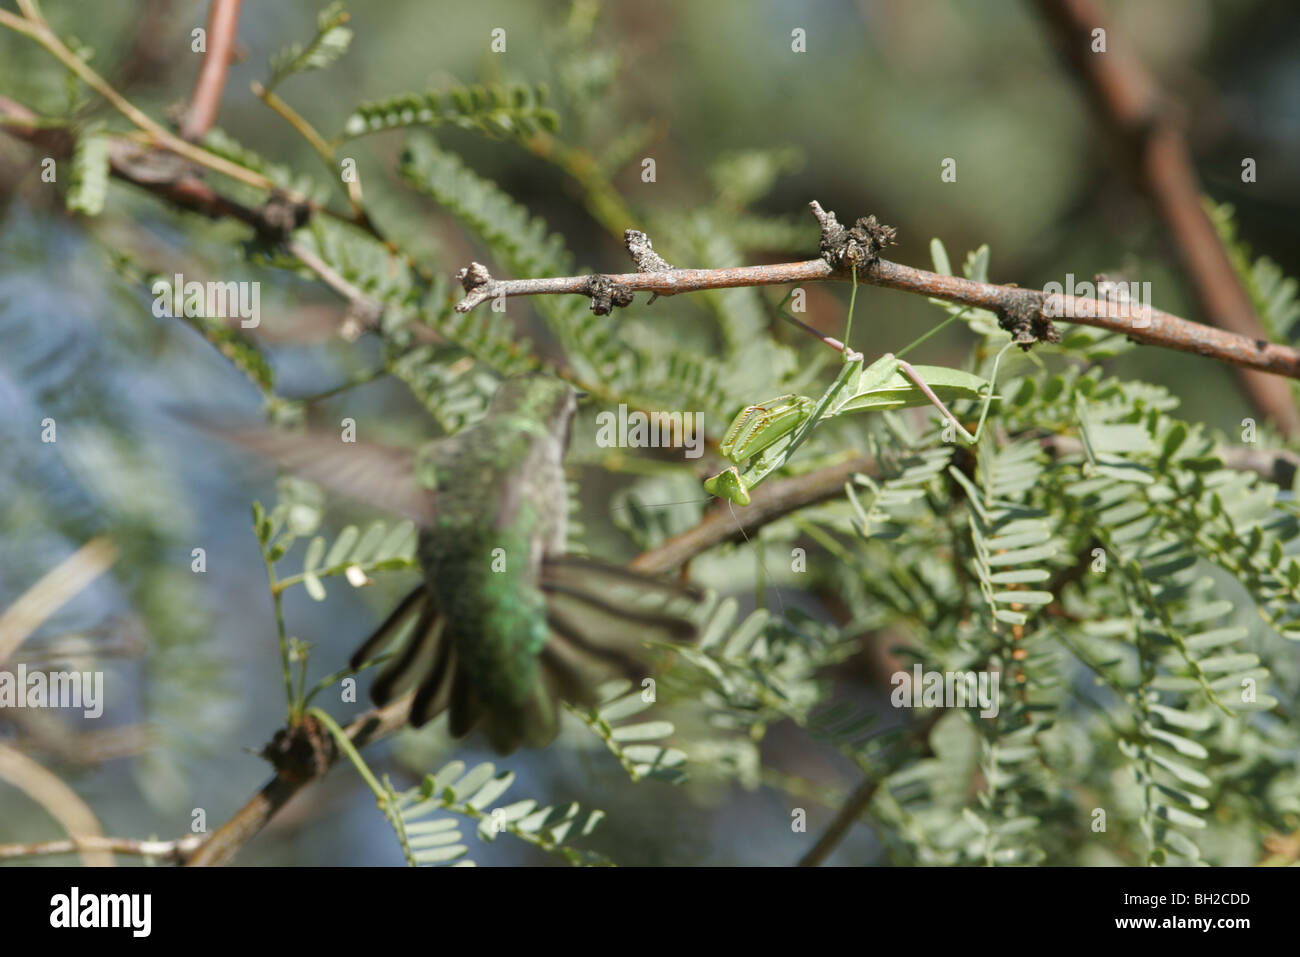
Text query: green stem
308 707 384 798
263 551 296 722
895 307 969 360
303 651 394 707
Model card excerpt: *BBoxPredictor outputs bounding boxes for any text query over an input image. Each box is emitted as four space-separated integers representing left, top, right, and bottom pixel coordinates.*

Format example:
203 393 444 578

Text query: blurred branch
6 712 153 766
180 0 242 141
0 833 201 863
0 3 274 192
1032 0 1300 436
0 97 388 322
798 711 942 867
0 537 118 666
630 455 876 575
0 743 114 866
0 95 262 224
453 202 1300 383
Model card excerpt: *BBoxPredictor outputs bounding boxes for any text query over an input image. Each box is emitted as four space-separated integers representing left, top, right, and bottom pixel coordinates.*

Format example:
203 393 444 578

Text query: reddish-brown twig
181 0 242 141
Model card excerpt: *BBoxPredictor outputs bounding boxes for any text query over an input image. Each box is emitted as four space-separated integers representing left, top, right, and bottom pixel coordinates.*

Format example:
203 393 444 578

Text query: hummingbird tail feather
410 638 456 727
448 670 482 739
348 586 426 672
370 601 442 707
540 556 702 659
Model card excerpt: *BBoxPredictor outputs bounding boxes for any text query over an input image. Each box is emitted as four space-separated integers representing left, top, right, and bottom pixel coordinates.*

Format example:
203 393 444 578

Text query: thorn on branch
998 288 1060 350
809 200 897 275
455 260 496 312
584 274 635 315
624 229 673 273
624 228 672 304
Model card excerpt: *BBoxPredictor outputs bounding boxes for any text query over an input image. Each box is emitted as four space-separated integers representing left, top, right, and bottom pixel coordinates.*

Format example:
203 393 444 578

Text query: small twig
454 256 831 314
0 537 118 666
181 0 242 141
285 239 382 332
797 711 943 866
0 833 203 863
0 5 273 192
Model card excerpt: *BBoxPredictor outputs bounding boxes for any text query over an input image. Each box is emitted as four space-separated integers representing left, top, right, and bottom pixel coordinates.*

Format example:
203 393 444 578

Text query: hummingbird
211 373 702 753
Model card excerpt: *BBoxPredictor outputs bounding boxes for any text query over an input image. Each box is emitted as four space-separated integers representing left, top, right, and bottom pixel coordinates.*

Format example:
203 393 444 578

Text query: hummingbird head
489 373 579 443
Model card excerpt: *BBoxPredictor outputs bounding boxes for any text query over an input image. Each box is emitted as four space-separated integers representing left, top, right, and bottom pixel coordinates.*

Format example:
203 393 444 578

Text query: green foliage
399 135 627 385
66 127 109 216
394 760 610 866
266 2 353 92
292 519 418 601
568 680 687 783
343 83 558 140
10 0 1299 869
1209 199 1300 342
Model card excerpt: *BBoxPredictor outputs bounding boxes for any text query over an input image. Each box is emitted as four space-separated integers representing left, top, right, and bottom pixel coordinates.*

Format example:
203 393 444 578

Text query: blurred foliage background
1 0 1298 865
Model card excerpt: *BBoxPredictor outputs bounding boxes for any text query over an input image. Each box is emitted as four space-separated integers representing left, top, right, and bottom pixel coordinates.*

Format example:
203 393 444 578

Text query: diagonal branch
1032 0 1300 436
184 697 413 866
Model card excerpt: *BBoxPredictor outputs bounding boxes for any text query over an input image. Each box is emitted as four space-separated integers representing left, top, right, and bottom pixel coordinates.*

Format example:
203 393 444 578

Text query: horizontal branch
0 833 203 863
454 201 1300 382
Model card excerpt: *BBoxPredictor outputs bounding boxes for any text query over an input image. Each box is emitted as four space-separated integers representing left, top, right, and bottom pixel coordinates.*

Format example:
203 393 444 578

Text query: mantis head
703 466 751 506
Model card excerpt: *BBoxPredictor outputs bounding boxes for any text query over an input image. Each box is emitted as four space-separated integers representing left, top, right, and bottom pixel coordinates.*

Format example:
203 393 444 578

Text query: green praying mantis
703 282 1017 506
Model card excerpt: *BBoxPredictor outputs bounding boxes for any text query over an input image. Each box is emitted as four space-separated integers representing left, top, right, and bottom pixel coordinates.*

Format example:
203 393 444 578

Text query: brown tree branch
453 202 1300 383
184 697 412 866
181 0 242 141
630 455 876 575
1032 0 1300 436
0 97 381 315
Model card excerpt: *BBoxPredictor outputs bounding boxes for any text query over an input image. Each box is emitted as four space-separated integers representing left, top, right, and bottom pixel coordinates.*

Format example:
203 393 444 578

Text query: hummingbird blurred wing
194 422 435 525
537 555 704 706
